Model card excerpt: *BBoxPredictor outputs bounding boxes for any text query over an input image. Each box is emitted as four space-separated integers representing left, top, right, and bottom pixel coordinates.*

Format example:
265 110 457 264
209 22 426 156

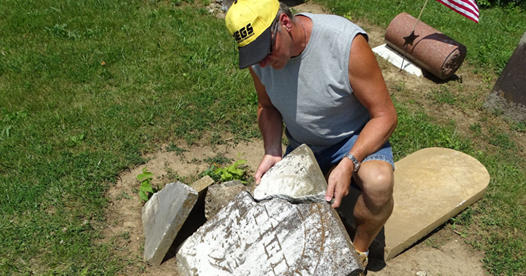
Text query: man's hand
325 158 354 208
255 154 282 184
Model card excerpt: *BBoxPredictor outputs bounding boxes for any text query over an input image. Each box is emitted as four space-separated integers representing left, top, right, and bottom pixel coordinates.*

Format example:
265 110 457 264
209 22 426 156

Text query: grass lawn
0 0 524 274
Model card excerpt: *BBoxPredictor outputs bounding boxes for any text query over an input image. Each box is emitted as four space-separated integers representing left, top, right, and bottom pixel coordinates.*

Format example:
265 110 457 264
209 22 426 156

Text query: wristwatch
344 153 361 173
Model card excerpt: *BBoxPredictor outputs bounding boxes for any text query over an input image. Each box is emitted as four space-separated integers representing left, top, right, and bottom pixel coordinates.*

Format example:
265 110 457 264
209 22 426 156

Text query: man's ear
280 13 293 31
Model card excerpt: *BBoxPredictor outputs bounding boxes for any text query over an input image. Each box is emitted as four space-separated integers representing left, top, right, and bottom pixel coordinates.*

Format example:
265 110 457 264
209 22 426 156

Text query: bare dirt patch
101 140 263 275
369 230 486 275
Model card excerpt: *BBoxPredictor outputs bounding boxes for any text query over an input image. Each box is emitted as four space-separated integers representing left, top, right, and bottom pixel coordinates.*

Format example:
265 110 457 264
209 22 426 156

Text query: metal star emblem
403 31 419 47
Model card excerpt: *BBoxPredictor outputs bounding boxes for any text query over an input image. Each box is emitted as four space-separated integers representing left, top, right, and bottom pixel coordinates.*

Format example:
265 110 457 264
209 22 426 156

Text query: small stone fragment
190 175 215 193
142 181 198 265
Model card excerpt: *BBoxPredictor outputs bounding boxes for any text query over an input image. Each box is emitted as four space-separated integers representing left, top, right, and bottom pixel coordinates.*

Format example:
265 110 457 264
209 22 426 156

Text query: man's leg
352 160 394 252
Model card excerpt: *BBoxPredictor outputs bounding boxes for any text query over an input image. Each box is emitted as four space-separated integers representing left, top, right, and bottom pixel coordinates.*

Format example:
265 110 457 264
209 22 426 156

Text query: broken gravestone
175 144 363 275
253 144 327 201
205 180 248 220
142 181 198 265
176 192 362 275
486 31 526 121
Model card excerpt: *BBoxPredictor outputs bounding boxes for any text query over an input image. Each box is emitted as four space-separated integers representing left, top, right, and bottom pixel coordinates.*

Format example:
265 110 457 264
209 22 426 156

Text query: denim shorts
285 130 395 175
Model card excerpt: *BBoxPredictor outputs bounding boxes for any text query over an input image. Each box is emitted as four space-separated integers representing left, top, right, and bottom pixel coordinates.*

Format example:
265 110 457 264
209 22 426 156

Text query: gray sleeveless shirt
252 13 369 148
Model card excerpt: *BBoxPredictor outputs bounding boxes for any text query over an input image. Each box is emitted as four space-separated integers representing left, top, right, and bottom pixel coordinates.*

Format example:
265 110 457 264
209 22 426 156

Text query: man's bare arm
249 67 284 183
346 34 397 162
325 34 397 207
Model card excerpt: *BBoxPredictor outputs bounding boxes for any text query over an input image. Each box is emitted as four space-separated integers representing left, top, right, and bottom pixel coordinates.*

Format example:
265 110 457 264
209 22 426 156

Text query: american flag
435 0 480 23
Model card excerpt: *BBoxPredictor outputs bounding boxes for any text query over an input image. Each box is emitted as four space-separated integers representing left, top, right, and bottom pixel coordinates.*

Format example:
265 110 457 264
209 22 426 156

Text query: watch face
345 153 360 173
355 161 361 172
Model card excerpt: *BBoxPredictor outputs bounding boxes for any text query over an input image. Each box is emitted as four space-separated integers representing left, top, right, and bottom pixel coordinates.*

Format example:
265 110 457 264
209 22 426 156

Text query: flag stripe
451 0 479 12
448 0 479 14
441 0 479 20
439 0 479 16
439 0 479 19
435 0 480 23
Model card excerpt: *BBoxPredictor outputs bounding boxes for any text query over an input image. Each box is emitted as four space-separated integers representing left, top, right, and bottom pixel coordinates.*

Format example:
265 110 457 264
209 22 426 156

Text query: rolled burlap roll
385 12 467 80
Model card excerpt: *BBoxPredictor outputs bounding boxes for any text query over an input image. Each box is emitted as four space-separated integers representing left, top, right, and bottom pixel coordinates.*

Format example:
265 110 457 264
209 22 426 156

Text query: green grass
316 0 526 74
0 0 256 273
0 0 525 275
429 87 457 105
391 103 472 159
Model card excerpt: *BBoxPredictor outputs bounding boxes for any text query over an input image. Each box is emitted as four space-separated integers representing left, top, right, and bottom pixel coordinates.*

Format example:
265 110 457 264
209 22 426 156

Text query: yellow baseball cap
225 0 280 68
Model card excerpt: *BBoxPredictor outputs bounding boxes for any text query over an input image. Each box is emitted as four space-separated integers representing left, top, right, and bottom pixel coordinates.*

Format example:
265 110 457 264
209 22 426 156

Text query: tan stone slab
385 147 490 260
190 175 215 193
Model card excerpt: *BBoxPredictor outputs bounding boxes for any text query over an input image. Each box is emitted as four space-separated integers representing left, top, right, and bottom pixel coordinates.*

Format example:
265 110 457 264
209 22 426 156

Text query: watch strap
344 153 361 173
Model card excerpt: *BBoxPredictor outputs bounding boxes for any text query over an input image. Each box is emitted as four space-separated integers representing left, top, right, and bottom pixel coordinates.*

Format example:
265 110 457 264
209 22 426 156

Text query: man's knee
357 161 394 212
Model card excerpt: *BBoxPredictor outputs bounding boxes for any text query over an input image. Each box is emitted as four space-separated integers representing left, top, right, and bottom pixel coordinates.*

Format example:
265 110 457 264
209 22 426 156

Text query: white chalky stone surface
254 144 327 200
176 191 362 275
142 181 198 265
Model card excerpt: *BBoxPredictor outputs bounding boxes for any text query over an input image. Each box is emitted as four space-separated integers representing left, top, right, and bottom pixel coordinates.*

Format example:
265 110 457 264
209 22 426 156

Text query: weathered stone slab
254 144 327 200
142 181 198 265
205 180 248 220
492 31 526 107
384 147 489 260
176 191 363 275
190 175 215 193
